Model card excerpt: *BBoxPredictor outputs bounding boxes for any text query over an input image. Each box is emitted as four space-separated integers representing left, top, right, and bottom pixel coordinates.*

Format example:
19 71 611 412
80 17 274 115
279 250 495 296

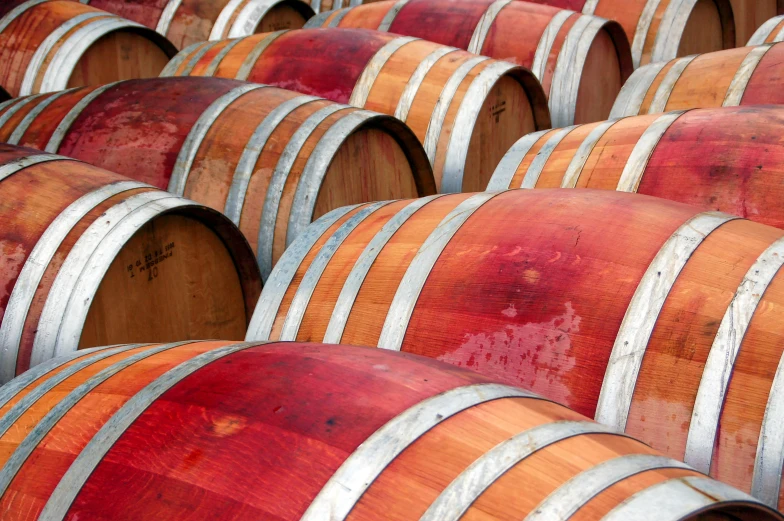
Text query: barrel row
0 0 176 96
162 28 551 193
0 340 777 520
611 41 784 117
248 188 784 508
0 146 261 384
749 13 784 45
304 0 633 126
0 77 434 279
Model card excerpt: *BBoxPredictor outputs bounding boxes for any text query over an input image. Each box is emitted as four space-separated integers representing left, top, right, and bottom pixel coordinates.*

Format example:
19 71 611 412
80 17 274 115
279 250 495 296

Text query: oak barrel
748 13 784 44
0 340 778 520
0 0 177 97
611 42 784 117
0 77 435 280
82 0 315 49
488 106 784 230
0 145 262 384
524 0 734 66
248 188 784 508
161 28 552 193
304 0 633 127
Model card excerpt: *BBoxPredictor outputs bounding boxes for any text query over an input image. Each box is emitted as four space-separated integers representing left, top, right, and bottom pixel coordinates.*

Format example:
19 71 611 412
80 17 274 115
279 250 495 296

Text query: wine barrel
488 106 784 230
304 0 633 127
523 0 735 67
248 188 784 508
82 0 315 49
0 340 778 520
0 77 434 280
749 13 784 44
0 145 262 384
161 28 551 193
0 0 177 97
736 1 784 45
611 42 784 117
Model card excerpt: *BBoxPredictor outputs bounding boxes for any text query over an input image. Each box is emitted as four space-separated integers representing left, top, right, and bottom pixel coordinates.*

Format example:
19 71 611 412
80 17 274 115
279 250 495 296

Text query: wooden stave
0 77 435 279
248 188 784 508
0 340 776 520
610 42 784 117
304 0 633 127
0 145 262 383
0 0 177 97
161 28 552 193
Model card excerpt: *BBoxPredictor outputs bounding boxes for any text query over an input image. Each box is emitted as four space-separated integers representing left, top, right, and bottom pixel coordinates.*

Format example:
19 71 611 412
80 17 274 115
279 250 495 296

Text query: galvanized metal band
327 8 351 27
423 55 488 165
595 211 738 431
0 153 69 183
647 54 696 113
0 342 191 500
774 21 784 43
202 38 245 76
45 82 120 153
7 88 78 145
280 201 393 340
303 10 332 27
601 476 766 520
210 0 247 39
229 0 283 37
310 0 321 14
245 204 360 340
520 126 577 189
531 9 575 82
467 0 513 54
747 15 784 45
348 0 363 6
236 30 288 80
323 195 444 343
421 421 615 521
616 110 686 192
158 41 206 77
378 192 500 351
723 44 773 107
168 83 264 196
0 95 23 115
287 109 376 245
581 0 599 15
485 130 551 190
651 0 699 64
561 119 620 188
349 36 419 108
608 61 667 118
0 93 46 132
525 455 692 521
301 383 537 521
179 40 225 77
378 0 409 31
441 60 518 193
685 236 784 474
393 46 458 123
156 0 183 35
0 0 50 36
753 344 784 506
224 94 320 225
256 103 347 280
333 0 343 9
28 191 175 366
549 14 606 127
20 12 111 96
630 0 663 68
0 180 149 383
38 342 259 521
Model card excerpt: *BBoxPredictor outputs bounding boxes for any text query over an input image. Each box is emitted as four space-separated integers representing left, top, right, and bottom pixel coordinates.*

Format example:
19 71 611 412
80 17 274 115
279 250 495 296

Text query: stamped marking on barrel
126 242 175 281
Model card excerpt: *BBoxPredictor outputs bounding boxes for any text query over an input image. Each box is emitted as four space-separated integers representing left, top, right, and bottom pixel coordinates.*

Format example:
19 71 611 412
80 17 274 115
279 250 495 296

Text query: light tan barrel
748 12 784 44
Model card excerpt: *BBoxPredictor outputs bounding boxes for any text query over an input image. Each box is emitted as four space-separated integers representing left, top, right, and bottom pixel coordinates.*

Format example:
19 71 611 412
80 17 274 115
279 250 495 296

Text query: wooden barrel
161 28 551 193
488 106 784 230
611 42 784 117
524 0 734 67
248 188 784 508
0 340 778 520
304 0 632 127
0 77 434 280
0 0 177 97
749 13 784 44
736 1 784 45
0 145 262 384
82 0 316 49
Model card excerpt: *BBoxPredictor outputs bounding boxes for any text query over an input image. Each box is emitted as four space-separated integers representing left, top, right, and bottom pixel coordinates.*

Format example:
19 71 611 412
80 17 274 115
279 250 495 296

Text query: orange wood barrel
0 340 779 520
0 145 262 384
303 0 632 127
247 188 784 508
611 42 784 117
82 0 315 49
735 0 784 45
0 77 434 280
748 12 784 43
0 0 177 97
523 0 735 67
487 106 784 230
161 28 552 193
